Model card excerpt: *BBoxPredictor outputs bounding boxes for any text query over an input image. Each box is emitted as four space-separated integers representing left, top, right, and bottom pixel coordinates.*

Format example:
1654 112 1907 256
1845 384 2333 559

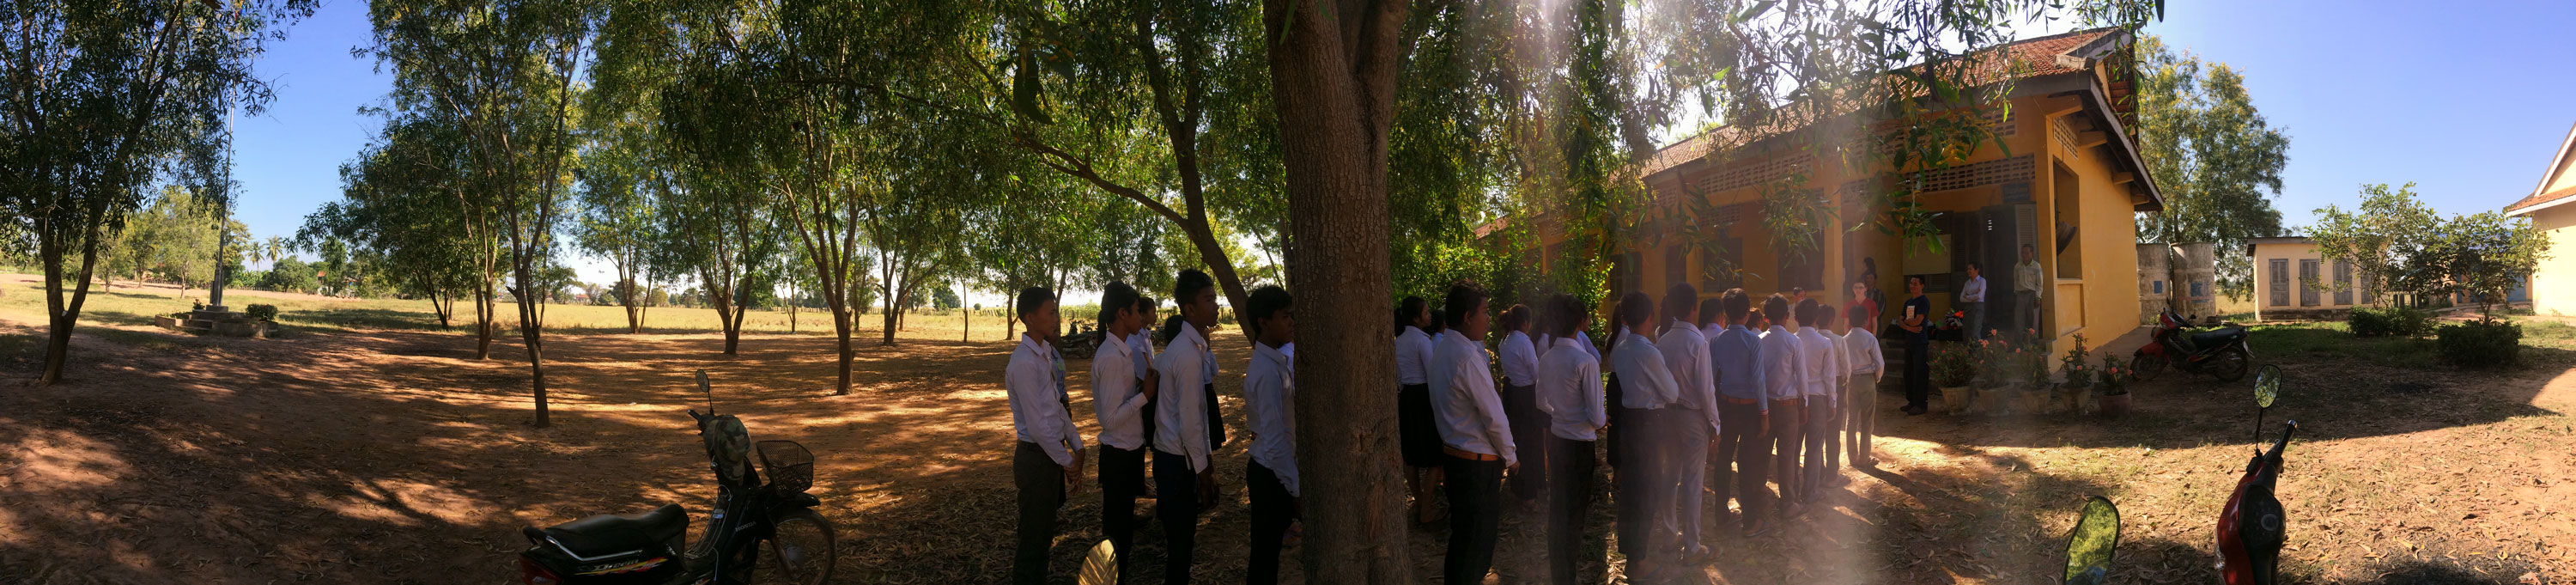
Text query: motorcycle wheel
2129 352 2168 381
752 508 837 585
2209 346 2251 382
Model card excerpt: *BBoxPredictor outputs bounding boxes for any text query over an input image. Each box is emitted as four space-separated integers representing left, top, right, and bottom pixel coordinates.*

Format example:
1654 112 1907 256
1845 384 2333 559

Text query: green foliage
2133 34 2292 301
2346 306 2433 338
931 284 961 311
244 304 281 322
2095 352 2131 395
259 258 320 293
2435 318 2522 369
2058 333 2096 387
1931 343 1978 388
2312 183 2552 313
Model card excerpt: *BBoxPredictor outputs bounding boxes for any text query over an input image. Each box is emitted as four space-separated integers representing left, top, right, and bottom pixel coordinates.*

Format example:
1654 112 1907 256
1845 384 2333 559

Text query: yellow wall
2527 206 2576 316
2246 241 2375 320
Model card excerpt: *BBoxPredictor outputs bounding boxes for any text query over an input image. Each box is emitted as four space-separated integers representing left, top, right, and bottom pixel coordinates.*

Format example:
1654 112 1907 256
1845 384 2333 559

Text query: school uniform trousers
1903 338 1930 409
1546 435 1596 585
1503 379 1548 499
1444 448 1509 583
1604 374 1626 471
1845 375 1879 466
1613 407 1667 558
1246 461 1294 585
1665 405 1712 551
1097 443 1146 583
1153 382 1224 585
1767 398 1806 504
1012 442 1066 585
1801 393 1837 499
1714 398 1769 524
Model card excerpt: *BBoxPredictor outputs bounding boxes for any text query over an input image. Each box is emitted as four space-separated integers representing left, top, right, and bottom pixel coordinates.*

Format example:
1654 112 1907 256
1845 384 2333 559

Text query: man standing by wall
1960 262 1988 343
2016 244 2044 339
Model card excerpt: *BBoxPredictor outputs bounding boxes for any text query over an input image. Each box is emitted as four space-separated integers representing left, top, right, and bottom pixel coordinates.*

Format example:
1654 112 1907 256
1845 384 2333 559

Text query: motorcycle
2130 310 2251 382
515 371 837 585
2220 366 2297 585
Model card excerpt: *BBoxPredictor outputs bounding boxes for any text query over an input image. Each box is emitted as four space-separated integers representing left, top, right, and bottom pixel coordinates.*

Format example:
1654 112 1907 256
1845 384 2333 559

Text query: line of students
1008 270 1893 584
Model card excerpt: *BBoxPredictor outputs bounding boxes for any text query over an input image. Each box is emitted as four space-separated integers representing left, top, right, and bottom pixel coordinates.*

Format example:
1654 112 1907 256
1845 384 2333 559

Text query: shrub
2348 306 2434 338
2435 318 2521 369
1931 344 1978 387
244 303 280 322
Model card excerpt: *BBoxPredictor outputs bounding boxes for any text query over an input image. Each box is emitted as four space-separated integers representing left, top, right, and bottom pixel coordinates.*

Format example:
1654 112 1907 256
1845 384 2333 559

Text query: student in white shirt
1429 280 1514 584
1535 293 1605 585
1089 283 1152 584
1655 283 1716 562
1130 296 1161 499
1006 287 1084 585
1710 289 1771 536
1393 296 1443 524
1606 291 1681 578
1756 294 1807 520
1242 285 1299 585
1840 291 1886 471
1794 300 1845 503
1495 303 1546 505
1152 270 1224 585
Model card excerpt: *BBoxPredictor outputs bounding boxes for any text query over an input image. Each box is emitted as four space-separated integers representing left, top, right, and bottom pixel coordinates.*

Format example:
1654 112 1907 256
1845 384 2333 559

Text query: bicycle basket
756 440 815 493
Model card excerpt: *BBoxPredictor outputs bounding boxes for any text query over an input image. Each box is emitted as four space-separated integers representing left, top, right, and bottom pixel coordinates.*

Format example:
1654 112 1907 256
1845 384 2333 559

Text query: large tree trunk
513 264 550 429
1267 0 1412 581
474 283 495 359
706 272 743 355
35 225 100 386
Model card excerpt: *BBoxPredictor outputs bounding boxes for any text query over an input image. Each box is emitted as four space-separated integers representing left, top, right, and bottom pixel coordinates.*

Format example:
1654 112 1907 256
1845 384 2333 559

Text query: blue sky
223 0 2576 279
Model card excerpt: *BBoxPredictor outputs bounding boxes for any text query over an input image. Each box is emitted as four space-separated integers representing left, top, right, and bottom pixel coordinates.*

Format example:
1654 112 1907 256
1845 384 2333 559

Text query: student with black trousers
1429 280 1516 584
1242 285 1299 585
1087 283 1151 583
1151 270 1224 584
1496 303 1546 505
1005 287 1084 584
1537 293 1605 585
1606 291 1681 578
1393 296 1443 524
1898 275 1934 415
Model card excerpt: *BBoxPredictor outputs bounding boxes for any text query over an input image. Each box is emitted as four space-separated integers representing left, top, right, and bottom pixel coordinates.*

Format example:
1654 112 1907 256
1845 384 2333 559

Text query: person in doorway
2017 244 2044 340
1536 293 1606 585
1607 291 1680 578
1710 289 1769 536
1758 294 1807 518
1242 285 1299 585
1656 283 1716 563
1898 275 1934 415
1007 287 1084 585
1152 270 1224 585
1839 296 1885 470
1394 296 1444 524
1961 261 1989 343
1430 280 1516 584
1497 304 1547 507
1796 302 1844 500
1090 283 1151 584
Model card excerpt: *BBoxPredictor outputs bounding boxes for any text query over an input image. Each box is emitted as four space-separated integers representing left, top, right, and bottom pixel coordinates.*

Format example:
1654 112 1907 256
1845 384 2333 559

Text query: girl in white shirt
1393 296 1443 524
1535 293 1605 585
1495 304 1546 504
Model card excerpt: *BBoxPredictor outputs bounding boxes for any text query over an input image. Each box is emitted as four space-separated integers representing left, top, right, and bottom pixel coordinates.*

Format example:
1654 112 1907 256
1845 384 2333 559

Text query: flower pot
1940 385 1973 414
2100 393 2132 417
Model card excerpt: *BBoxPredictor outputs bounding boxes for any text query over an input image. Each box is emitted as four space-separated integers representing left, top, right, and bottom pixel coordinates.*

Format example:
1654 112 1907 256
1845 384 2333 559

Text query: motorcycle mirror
2063 496 2121 585
696 369 716 415
2253 364 2281 409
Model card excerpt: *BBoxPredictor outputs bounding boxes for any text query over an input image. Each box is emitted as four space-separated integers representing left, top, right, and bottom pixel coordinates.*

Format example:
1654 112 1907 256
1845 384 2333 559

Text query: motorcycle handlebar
2265 420 2298 459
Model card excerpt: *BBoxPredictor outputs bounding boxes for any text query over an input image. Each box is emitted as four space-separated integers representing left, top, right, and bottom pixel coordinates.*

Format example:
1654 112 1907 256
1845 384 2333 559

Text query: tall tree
571 111 659 333
2312 182 2550 314
2134 34 2291 301
368 0 592 427
1 0 313 383
304 116 487 330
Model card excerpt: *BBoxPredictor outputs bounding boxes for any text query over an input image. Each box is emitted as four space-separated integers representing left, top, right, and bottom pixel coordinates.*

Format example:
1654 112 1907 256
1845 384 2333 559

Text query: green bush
2435 318 2521 369
244 303 279 321
2348 306 2434 338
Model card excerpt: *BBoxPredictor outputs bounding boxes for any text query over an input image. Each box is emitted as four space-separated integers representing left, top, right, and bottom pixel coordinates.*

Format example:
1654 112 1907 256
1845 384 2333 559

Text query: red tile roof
2506 185 2576 214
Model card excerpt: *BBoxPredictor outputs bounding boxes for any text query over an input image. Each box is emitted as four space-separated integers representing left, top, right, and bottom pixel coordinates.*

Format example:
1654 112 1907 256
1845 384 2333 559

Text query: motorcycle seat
538 503 688 556
2189 328 2245 349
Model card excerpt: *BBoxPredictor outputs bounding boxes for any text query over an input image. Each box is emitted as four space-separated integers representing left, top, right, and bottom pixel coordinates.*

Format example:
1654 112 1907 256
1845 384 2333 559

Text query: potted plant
1972 337 2021 414
2057 333 2094 413
1931 343 1978 414
2097 353 2134 417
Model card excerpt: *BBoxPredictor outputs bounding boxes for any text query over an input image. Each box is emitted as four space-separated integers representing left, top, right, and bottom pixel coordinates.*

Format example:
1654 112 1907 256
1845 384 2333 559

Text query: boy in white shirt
1496 304 1546 505
1841 296 1886 471
1007 287 1084 584
1152 270 1224 585
1756 294 1807 520
1242 285 1299 585
1607 291 1681 577
1795 301 1845 503
1090 283 1152 584
1429 281 1515 584
1656 283 1717 561
1536 293 1606 585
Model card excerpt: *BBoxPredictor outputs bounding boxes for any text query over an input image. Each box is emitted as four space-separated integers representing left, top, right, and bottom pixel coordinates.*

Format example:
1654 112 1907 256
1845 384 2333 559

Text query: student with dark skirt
1005 287 1085 584
1606 291 1681 578
1496 303 1547 506
1242 285 1299 585
1393 296 1443 524
1536 293 1605 585
1089 283 1152 584
1151 270 1224 584
1428 280 1516 584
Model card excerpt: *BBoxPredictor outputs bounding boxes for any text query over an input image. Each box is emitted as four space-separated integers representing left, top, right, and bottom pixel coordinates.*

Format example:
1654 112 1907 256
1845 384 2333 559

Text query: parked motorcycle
2219 366 2297 585
2130 310 2251 382
515 371 836 585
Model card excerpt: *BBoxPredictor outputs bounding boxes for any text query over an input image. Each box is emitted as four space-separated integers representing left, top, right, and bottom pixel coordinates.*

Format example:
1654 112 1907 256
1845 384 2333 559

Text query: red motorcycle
2132 310 2251 382
2219 420 2296 585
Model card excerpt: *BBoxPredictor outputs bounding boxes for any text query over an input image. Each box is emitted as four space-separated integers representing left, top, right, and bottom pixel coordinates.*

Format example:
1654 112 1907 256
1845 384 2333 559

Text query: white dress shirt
1537 337 1607 441
1152 325 1215 472
1658 320 1721 436
1609 331 1680 409
1499 331 1540 387
1962 274 1989 303
1604 325 1628 375
1797 327 1844 406
1577 330 1601 361
1844 326 1885 378
1428 330 1517 466
1007 333 1084 466
1394 326 1434 386
1244 340 1298 496
1759 326 1805 401
1128 331 1155 383
1091 329 1147 450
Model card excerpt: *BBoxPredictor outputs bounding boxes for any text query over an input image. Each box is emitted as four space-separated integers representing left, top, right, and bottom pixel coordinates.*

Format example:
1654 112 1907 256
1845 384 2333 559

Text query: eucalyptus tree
303 116 489 332
367 0 593 427
571 113 661 333
0 0 313 383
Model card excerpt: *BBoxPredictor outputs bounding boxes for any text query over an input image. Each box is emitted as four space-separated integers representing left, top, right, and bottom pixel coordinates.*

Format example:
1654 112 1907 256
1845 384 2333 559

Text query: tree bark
1267 0 1413 581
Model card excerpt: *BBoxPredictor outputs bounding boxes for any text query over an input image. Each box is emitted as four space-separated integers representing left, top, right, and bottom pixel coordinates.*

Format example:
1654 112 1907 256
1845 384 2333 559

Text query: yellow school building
2504 121 2576 316
1512 27 2161 358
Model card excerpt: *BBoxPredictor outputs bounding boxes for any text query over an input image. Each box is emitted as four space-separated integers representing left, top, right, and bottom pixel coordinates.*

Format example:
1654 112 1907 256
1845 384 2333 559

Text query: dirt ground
2 294 2573 584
